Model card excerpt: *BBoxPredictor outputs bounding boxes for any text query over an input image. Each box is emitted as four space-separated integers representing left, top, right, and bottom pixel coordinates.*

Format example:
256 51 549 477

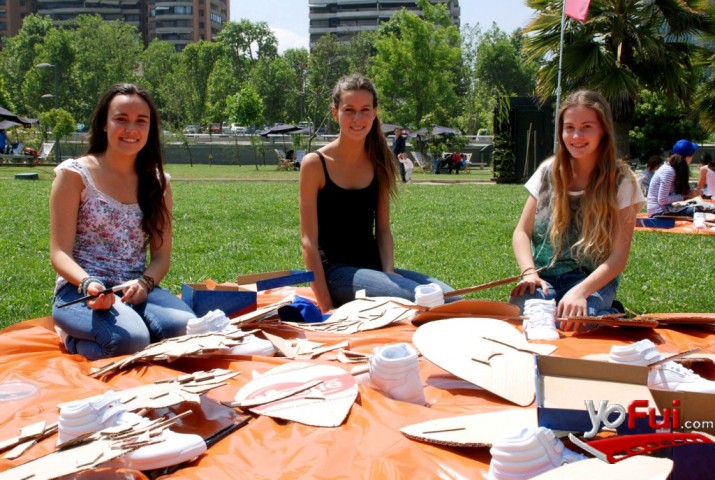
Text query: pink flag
565 0 591 21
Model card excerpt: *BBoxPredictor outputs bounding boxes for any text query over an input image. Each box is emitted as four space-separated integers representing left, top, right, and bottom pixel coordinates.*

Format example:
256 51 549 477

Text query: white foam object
414 283 445 308
186 309 275 356
693 211 706 229
522 299 560 341
369 343 425 405
609 339 715 393
487 426 585 479
57 391 206 471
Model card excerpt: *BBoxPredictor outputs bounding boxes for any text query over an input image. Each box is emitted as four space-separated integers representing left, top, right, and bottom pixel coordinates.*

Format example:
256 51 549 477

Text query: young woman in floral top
50 83 195 359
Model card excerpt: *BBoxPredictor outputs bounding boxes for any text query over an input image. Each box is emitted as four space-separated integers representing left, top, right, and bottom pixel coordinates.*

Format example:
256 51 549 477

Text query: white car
230 124 247 134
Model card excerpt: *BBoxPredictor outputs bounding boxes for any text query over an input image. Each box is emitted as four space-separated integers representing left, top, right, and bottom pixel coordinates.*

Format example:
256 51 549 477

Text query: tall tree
216 19 278 81
306 34 349 134
476 25 537 98
283 48 310 122
250 55 296 125
524 0 715 156
174 41 225 127
369 0 461 127
139 39 180 127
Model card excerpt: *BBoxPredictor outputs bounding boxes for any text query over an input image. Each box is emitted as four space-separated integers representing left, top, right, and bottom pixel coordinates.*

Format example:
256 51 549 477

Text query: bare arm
698 166 707 191
299 153 333 312
510 195 550 297
49 168 113 309
375 189 395 274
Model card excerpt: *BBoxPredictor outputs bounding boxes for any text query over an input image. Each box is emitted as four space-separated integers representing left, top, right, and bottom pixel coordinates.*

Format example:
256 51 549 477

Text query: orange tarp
634 213 715 235
1 287 714 479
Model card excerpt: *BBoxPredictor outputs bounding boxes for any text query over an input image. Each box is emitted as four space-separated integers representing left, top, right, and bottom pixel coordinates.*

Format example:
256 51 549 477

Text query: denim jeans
509 269 620 317
324 264 456 307
53 283 195 360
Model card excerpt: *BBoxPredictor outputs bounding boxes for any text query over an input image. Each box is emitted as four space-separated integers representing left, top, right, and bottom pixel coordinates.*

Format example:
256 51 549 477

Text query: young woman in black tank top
299 74 455 312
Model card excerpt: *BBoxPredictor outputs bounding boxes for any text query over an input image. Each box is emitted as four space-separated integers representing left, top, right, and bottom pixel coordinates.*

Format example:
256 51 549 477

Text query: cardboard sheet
0 286 714 479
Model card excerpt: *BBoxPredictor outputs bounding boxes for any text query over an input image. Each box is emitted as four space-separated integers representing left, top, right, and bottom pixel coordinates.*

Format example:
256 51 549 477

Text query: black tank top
316 152 382 270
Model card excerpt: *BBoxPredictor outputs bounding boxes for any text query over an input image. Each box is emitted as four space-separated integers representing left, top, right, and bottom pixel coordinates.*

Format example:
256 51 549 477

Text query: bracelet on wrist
138 274 155 292
78 276 104 296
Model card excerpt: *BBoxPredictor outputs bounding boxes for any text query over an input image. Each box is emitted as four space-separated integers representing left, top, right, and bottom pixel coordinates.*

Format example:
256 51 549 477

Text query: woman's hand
556 288 588 332
510 273 549 297
121 281 148 305
85 282 114 310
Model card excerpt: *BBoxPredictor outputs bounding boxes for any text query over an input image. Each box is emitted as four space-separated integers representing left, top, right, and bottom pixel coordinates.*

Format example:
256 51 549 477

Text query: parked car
230 124 247 134
184 125 199 134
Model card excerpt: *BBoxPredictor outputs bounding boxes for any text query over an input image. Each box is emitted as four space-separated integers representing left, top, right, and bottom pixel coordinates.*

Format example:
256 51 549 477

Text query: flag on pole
565 0 591 21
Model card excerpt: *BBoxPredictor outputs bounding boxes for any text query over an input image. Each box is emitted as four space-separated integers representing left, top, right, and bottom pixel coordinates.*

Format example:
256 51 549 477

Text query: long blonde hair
550 90 634 267
332 74 398 200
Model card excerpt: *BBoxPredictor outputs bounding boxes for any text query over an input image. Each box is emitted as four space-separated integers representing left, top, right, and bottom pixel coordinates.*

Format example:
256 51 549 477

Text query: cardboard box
535 355 714 436
182 270 314 317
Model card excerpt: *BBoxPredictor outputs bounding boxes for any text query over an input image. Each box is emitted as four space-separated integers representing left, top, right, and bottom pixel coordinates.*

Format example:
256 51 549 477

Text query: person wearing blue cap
646 139 701 217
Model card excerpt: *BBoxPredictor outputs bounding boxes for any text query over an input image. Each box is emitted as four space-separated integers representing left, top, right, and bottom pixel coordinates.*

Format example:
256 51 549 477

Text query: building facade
0 0 228 50
309 0 460 47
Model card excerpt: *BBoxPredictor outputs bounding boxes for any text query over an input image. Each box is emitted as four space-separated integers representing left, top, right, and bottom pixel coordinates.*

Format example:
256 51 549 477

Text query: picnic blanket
634 212 715 235
1 287 714 479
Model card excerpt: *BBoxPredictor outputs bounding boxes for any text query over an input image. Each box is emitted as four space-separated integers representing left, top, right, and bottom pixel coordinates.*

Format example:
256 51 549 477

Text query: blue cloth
53 283 195 360
509 269 620 318
324 265 456 308
278 296 326 323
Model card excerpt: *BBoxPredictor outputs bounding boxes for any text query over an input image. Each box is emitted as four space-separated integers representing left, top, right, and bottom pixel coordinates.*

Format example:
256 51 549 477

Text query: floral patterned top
54 159 147 292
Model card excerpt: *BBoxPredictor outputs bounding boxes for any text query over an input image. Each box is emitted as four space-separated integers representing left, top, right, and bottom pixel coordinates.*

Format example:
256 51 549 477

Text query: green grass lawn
1 164 713 329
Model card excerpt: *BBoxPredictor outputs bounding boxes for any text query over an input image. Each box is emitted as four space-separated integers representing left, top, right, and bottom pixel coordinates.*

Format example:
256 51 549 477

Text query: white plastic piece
369 343 425 405
414 283 445 308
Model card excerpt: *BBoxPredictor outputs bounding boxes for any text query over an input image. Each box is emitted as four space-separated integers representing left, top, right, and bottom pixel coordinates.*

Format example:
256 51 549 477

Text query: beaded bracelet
78 276 104 296
137 274 156 293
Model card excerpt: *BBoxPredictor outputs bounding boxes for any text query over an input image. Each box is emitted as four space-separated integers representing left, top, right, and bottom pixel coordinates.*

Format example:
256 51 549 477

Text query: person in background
0 129 8 154
299 74 454 312
510 90 644 335
50 83 195 360
638 154 662 196
697 152 714 199
646 139 701 217
398 152 414 183
392 127 407 183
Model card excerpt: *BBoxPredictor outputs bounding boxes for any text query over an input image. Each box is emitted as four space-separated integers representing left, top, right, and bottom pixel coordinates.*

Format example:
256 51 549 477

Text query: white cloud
271 26 309 53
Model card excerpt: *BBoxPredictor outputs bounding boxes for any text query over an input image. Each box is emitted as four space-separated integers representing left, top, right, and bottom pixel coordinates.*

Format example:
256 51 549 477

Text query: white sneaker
693 212 706 229
522 299 559 341
57 391 207 470
488 427 585 479
186 309 276 356
609 339 715 393
369 343 425 405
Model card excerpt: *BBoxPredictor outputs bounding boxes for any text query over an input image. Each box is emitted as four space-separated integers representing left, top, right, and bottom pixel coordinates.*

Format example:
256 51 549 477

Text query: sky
229 1 537 52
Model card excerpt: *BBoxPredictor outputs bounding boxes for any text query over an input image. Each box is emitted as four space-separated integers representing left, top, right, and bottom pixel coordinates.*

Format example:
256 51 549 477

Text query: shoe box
181 270 314 317
534 355 715 478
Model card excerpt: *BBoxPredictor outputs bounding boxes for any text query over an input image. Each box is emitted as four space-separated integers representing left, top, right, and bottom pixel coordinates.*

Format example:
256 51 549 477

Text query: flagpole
554 0 566 152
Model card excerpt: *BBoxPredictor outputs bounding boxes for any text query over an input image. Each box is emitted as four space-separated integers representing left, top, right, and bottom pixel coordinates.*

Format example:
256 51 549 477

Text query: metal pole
53 65 60 163
554 0 566 153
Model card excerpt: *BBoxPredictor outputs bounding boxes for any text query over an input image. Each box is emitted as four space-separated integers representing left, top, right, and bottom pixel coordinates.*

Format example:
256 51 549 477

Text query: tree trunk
614 118 632 161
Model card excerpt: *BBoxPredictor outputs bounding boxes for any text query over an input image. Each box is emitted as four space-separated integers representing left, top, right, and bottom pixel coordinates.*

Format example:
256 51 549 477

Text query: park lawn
1 166 713 328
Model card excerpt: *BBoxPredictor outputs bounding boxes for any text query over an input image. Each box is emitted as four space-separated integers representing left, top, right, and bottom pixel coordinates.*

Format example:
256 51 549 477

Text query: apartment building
0 0 228 51
309 0 460 47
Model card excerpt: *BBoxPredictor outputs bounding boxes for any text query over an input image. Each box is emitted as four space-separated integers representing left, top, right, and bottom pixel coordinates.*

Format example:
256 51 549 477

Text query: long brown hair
87 83 169 246
550 90 636 266
668 154 690 195
332 74 398 200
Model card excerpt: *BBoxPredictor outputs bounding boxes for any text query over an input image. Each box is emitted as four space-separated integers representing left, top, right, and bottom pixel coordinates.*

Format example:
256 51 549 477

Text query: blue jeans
53 283 195 360
509 269 620 317
324 264 456 307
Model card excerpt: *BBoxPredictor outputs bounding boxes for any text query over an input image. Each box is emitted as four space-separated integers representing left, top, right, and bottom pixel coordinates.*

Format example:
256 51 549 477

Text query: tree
347 31 378 75
306 34 349 136
282 48 310 122
139 39 180 127
524 0 715 157
475 25 536 98
38 107 75 161
174 41 226 128
226 83 264 129
369 0 462 127
250 56 296 125
216 19 278 82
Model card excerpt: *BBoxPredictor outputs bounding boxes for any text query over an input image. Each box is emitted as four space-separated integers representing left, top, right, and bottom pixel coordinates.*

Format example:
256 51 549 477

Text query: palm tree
524 0 715 157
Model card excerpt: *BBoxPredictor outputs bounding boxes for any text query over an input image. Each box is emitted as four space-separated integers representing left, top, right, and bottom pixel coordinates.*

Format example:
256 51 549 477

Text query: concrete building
309 0 460 48
0 0 228 50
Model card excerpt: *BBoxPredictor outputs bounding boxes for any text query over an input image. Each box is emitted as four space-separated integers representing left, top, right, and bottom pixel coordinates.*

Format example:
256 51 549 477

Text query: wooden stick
444 268 545 298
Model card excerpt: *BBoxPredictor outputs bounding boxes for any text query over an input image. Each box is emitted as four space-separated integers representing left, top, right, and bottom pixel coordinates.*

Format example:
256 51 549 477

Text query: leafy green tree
205 54 238 124
282 48 310 122
370 0 461 127
69 15 143 123
0 14 54 111
476 25 536 97
250 55 296 125
524 0 715 157
174 41 226 128
630 89 707 160
139 39 180 127
38 107 75 161
347 31 378 75
306 34 349 135
216 19 278 84
226 83 264 129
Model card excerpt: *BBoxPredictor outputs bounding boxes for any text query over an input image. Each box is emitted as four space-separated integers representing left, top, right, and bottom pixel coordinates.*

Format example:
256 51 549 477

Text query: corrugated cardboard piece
181 270 314 317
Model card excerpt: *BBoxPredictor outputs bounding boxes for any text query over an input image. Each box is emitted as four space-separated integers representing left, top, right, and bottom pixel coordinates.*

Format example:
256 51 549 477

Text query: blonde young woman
510 90 645 332
299 74 453 312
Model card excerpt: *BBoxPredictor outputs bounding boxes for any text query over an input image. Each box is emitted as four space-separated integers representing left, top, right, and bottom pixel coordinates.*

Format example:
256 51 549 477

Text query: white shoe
186 309 276 356
609 339 715 393
369 343 425 405
57 391 206 470
693 212 706 229
488 427 585 479
522 299 559 341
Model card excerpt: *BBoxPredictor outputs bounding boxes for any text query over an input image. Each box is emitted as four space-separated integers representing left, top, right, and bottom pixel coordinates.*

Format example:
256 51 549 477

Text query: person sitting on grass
510 90 644 335
299 73 455 312
50 83 196 360
646 149 701 218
